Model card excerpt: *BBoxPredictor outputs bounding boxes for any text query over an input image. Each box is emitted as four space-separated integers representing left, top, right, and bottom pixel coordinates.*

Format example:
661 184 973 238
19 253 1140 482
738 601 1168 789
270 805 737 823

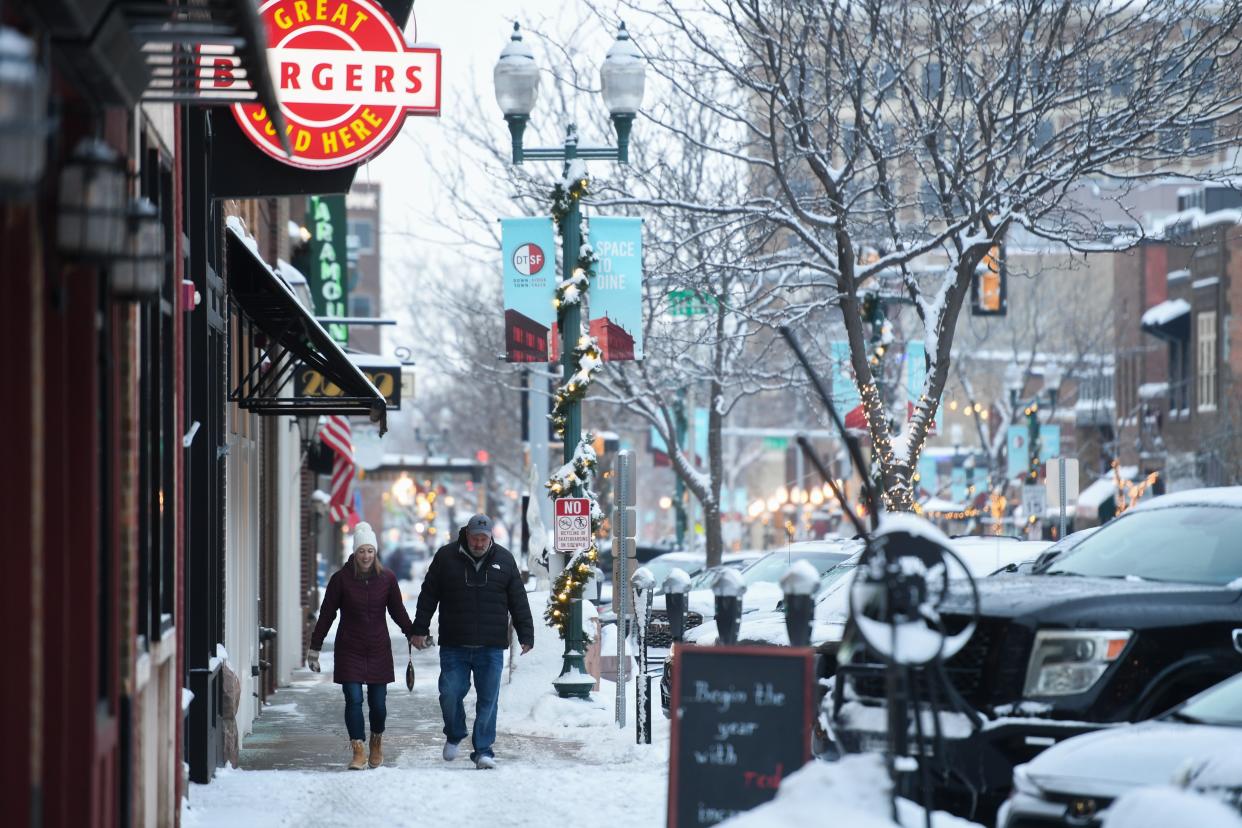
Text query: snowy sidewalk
182 589 671 827
233 643 584 771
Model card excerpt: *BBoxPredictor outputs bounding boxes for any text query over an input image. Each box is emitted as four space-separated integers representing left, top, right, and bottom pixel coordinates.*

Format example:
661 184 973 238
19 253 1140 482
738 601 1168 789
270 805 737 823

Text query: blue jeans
341 682 387 741
438 646 504 760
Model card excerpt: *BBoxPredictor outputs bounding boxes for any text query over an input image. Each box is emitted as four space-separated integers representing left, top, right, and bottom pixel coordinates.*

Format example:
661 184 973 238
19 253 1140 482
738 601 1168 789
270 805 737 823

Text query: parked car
834 488 1242 822
998 671 1242 827
990 527 1100 576
660 536 1049 718
645 540 860 648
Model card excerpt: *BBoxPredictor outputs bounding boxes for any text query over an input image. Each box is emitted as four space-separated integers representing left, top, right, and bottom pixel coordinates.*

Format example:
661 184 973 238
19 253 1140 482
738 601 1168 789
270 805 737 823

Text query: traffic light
971 243 1006 316
475 449 490 464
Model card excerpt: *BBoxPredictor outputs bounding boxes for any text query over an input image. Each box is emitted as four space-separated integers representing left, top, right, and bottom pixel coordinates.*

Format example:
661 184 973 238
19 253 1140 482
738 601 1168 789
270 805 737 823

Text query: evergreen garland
543 167 605 640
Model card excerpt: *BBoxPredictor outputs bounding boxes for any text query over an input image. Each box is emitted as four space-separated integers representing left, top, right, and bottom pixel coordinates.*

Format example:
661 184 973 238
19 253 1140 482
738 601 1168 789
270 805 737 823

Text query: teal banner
307 195 349 345
1006 424 1062 479
587 216 643 361
501 216 557 362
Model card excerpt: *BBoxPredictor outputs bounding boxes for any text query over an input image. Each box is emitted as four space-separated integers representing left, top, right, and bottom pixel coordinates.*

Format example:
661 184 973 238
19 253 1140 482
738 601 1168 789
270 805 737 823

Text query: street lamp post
494 21 646 699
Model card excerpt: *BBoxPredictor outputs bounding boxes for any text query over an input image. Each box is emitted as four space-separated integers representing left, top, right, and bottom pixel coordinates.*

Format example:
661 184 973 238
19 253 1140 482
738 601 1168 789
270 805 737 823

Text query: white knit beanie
353 522 378 552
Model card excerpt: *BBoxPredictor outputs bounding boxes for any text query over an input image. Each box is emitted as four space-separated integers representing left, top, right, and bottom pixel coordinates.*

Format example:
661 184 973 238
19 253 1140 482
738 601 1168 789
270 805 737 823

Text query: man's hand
307 650 320 672
410 635 430 650
520 643 533 655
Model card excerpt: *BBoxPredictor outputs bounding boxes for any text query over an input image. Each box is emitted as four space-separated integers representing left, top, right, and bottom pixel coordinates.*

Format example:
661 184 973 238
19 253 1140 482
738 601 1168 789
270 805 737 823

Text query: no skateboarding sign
554 497 592 552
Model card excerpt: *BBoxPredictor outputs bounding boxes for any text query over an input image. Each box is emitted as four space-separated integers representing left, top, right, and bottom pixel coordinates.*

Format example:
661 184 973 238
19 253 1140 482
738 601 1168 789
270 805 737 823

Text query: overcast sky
349 1 621 362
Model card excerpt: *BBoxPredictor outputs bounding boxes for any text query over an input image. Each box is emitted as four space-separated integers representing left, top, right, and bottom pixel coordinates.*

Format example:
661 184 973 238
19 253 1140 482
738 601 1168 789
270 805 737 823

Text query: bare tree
606 0 1242 510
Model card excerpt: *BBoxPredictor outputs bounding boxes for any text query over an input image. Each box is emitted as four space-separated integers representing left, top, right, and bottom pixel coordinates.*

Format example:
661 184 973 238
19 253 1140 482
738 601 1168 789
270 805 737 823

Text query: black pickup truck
833 488 1242 823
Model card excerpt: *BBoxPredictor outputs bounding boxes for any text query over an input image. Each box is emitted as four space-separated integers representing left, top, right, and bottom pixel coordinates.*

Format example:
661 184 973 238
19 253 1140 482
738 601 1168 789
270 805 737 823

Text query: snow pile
498 590 671 764
718 754 981 828
1102 787 1242 828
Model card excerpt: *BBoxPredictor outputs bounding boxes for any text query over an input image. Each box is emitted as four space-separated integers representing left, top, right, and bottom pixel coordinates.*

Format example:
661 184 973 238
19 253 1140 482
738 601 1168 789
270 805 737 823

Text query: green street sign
668 289 715 317
762 436 789 451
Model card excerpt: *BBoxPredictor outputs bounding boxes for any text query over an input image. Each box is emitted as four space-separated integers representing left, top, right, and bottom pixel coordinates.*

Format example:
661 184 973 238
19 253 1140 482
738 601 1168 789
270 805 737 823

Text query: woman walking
307 522 416 770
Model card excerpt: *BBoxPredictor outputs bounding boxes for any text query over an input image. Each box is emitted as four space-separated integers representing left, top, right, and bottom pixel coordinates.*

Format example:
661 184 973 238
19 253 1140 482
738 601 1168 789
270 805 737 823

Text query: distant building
506 309 550 362
589 315 635 361
1120 185 1242 491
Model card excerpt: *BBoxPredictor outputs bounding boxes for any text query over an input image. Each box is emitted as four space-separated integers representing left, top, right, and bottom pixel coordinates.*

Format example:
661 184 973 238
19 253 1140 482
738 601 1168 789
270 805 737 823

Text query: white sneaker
442 742 459 762
475 755 496 770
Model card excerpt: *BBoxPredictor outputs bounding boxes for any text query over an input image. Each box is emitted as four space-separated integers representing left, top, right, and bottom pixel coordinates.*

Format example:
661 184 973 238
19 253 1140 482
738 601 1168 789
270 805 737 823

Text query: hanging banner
587 217 643 361
916 454 939 497
830 340 862 419
501 216 557 362
1006 424 1062 479
307 194 349 344
650 407 708 462
224 0 442 170
904 341 943 433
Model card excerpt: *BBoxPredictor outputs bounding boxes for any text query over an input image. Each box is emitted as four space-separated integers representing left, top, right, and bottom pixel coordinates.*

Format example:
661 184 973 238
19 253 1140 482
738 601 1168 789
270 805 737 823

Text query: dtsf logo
219 0 441 170
511 242 545 277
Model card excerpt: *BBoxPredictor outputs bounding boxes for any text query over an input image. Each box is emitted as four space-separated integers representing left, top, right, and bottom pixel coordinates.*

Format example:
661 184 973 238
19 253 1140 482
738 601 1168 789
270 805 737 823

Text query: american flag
321 415 356 524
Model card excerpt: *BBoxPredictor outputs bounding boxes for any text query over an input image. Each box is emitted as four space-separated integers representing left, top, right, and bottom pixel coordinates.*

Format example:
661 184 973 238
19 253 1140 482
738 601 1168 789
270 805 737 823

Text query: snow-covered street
181 589 670 828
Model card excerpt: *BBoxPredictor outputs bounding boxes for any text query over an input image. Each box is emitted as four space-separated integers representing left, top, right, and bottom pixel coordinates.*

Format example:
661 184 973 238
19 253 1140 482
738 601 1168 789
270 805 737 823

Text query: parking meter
712 569 746 645
780 560 819 647
663 567 691 642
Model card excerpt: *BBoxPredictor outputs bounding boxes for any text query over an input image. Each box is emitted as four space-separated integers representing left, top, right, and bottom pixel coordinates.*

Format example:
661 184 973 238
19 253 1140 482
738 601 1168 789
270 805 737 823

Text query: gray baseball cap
465 514 493 536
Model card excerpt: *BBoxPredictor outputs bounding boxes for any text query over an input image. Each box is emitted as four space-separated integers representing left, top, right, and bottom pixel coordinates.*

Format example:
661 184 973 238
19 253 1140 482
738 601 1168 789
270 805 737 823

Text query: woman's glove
307 650 320 672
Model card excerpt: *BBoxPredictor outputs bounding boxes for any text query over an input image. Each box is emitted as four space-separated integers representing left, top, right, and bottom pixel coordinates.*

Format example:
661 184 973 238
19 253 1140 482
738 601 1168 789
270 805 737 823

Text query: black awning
123 0 290 153
1140 298 1191 343
225 227 387 434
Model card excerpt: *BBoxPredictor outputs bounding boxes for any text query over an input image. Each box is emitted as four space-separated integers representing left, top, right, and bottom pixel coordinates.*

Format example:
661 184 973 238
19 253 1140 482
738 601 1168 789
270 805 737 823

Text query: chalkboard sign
667 644 815 828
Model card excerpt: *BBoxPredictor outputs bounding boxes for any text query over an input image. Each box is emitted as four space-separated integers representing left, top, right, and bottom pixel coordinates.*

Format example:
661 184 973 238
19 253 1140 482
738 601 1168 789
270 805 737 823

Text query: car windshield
1172 674 1242 727
742 550 848 585
1041 506 1242 585
815 563 857 596
689 567 724 589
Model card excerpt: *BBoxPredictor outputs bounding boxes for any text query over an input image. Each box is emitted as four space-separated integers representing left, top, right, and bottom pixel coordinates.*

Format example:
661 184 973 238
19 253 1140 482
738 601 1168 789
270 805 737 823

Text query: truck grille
849 617 1032 710
645 610 703 648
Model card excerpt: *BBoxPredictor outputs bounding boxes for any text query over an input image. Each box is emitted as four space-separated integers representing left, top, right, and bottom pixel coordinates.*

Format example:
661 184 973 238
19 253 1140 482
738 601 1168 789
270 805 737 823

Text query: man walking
411 513 534 769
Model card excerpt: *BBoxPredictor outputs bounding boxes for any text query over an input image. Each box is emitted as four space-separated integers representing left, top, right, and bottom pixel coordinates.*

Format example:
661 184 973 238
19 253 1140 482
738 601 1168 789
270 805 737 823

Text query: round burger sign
226 0 441 169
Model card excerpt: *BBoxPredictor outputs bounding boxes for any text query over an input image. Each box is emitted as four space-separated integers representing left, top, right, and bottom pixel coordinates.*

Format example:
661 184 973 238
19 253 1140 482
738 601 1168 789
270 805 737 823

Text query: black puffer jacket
412 531 535 649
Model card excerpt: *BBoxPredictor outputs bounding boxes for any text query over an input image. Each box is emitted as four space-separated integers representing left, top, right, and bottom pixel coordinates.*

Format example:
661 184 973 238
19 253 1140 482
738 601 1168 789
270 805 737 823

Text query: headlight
1012 765 1043 798
1023 629 1131 697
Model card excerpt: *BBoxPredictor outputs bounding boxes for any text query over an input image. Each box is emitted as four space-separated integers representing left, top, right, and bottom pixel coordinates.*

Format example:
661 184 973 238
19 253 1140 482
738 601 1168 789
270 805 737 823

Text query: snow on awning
1141 298 1191 342
1141 298 1191 327
921 496 969 513
1138 382 1169 400
1076 477 1116 513
1077 466 1139 516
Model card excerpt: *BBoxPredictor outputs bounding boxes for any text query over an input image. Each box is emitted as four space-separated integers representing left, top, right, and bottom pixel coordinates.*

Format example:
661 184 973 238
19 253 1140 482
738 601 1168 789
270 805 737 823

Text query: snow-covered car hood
1024 720 1242 799
651 582 786 617
683 608 846 647
939 574 1237 621
676 581 785 618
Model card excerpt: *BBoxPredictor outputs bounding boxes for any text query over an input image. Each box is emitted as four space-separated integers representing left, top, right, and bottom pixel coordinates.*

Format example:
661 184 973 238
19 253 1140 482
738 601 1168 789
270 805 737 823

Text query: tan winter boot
368 734 383 768
348 739 367 770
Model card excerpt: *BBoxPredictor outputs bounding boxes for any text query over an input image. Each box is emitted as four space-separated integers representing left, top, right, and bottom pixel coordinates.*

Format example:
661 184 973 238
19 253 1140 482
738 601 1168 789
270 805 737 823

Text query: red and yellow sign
220 0 441 170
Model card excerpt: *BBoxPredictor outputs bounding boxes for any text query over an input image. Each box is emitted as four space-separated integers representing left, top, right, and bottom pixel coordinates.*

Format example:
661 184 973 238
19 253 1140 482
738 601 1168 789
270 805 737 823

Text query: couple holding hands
308 514 534 771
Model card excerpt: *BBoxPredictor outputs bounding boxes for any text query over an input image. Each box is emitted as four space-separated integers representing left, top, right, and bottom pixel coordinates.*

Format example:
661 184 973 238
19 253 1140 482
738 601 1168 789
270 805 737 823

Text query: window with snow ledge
1197 310 1217 411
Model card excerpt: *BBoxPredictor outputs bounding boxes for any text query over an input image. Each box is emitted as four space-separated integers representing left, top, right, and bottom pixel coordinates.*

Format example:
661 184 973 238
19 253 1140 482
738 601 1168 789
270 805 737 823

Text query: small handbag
405 641 415 692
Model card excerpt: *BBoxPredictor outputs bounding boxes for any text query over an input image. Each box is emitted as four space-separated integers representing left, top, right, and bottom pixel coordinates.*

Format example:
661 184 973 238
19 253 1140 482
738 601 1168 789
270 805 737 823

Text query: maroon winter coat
310 556 414 684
